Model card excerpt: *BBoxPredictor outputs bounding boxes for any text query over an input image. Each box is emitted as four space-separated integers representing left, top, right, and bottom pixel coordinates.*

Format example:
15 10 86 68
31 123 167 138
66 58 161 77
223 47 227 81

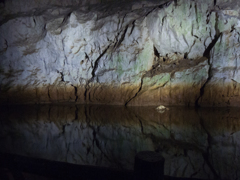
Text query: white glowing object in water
156 105 169 113
156 105 166 110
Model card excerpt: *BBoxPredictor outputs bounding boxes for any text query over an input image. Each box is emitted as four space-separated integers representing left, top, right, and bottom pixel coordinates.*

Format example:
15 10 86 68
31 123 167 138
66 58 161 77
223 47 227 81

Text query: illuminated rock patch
0 0 240 106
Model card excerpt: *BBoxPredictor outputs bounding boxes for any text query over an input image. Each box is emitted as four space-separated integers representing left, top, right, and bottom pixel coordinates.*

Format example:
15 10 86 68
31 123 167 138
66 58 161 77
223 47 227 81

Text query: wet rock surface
0 105 240 179
0 0 240 106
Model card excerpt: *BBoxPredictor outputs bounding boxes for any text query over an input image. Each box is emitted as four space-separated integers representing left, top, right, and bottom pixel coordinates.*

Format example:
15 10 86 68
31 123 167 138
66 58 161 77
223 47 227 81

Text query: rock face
1 105 240 179
0 0 240 106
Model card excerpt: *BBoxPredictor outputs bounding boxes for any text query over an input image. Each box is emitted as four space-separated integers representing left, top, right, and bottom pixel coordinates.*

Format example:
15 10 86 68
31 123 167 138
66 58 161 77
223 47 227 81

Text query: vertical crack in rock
195 4 198 24
71 85 78 102
120 13 127 30
47 87 51 101
124 75 144 106
59 72 64 82
62 37 67 66
32 17 36 26
195 12 222 107
113 25 128 50
183 34 190 47
233 48 238 78
74 86 78 102
194 67 210 107
129 20 136 36
231 79 239 104
84 44 112 102
123 0 172 40
91 44 112 80
112 19 127 51
199 115 220 179
161 15 167 26
184 40 196 59
153 46 160 58
84 84 88 101
43 58 48 73
62 124 67 134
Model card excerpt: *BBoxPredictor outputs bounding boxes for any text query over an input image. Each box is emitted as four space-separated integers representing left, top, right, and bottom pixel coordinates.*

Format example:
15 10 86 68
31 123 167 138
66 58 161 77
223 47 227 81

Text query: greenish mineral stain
143 73 171 87
109 40 153 84
133 41 153 76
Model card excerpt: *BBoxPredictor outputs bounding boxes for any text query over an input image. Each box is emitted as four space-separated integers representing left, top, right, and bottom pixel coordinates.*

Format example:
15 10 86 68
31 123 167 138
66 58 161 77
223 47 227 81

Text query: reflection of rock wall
0 0 240 106
0 105 240 179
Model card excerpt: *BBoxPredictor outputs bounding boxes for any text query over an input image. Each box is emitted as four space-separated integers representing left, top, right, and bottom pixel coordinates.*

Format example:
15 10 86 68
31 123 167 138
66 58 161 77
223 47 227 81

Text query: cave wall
0 0 240 106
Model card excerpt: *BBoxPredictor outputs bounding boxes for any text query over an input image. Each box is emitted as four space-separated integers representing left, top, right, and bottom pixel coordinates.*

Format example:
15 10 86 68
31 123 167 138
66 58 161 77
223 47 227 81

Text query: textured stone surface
0 0 240 106
0 105 240 179
199 30 240 106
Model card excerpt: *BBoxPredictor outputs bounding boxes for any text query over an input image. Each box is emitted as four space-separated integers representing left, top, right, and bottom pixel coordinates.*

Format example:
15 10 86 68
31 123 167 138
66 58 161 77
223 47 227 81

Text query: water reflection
0 105 240 179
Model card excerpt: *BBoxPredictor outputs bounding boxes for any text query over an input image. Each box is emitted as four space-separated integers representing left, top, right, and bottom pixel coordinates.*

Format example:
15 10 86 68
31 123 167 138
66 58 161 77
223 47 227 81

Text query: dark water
0 105 240 180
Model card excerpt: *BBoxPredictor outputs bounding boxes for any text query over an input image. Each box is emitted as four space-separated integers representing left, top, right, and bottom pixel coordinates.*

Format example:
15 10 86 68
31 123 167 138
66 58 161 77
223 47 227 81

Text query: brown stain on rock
1 82 240 107
85 83 141 105
127 83 202 106
199 81 240 107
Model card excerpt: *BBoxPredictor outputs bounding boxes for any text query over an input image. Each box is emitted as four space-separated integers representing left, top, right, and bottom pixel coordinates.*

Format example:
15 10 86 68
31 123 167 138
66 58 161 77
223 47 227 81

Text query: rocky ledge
0 0 240 106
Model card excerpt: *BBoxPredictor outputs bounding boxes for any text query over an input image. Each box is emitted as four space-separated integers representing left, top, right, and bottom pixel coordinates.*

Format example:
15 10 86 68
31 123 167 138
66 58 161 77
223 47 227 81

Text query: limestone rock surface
0 0 240 106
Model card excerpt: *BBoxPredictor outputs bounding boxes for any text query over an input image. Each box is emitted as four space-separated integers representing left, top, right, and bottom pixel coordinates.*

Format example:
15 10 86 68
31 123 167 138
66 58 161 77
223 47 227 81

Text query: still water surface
0 105 240 179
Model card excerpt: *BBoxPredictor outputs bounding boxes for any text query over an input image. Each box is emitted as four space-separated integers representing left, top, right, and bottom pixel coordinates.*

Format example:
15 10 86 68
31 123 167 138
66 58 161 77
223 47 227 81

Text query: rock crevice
1 0 240 106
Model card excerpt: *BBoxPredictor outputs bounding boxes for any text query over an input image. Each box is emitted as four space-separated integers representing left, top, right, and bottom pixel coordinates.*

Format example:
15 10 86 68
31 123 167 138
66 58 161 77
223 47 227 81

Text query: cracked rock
0 0 240 107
